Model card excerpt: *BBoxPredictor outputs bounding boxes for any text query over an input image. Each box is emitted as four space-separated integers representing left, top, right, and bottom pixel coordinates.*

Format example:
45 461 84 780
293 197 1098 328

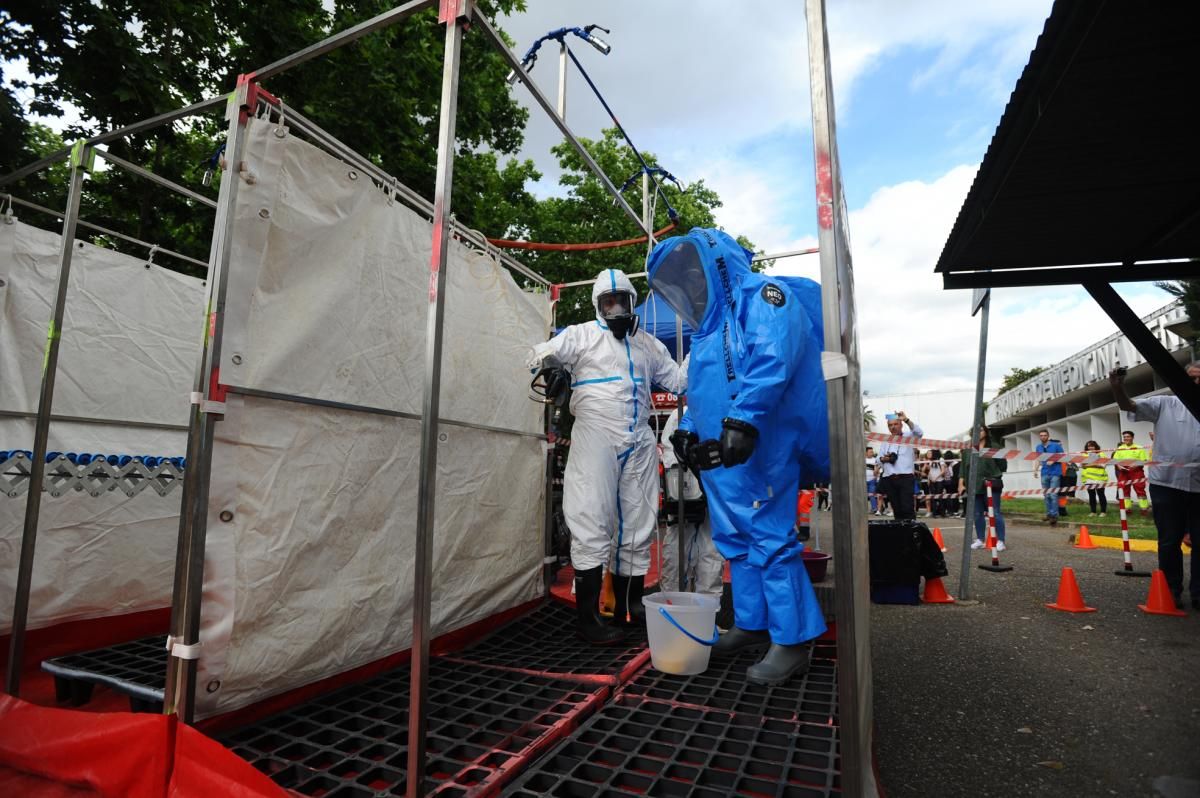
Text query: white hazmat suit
529 270 686 577
659 406 725 598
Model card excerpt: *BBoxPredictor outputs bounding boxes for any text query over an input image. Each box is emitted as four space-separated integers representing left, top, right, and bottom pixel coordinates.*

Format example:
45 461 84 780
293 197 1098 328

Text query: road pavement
871 520 1200 798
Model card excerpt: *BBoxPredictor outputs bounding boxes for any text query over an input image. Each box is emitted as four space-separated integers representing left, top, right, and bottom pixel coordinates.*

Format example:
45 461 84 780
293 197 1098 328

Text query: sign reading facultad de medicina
986 302 1190 425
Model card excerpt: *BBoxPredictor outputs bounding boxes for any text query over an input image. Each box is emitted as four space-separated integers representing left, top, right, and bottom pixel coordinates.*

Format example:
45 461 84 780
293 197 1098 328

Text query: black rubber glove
669 429 698 466
719 418 758 467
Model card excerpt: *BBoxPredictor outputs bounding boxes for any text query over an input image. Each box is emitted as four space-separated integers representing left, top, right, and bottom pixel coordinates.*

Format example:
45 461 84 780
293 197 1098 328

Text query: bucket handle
658 607 719 646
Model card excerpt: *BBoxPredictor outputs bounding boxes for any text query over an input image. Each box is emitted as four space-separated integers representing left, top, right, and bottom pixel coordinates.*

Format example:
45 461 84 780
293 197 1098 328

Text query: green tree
994 365 1045 397
522 128 755 324
862 403 876 432
1 1 536 275
1156 280 1200 347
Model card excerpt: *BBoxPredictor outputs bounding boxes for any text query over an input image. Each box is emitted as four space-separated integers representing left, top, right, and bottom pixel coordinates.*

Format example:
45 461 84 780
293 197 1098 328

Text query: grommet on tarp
1 194 14 225
144 244 159 269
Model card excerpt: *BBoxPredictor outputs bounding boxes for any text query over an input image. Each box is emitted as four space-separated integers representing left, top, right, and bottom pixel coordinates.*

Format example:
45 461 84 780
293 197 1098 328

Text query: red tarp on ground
0 695 288 798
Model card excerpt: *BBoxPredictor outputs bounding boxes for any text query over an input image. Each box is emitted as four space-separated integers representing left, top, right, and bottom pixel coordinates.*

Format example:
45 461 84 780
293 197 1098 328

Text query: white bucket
642 591 720 675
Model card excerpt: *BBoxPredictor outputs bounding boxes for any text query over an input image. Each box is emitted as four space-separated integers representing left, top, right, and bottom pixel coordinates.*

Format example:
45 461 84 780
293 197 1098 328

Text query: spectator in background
927 449 948 518
1115 430 1151 516
916 450 931 516
877 411 923 520
943 451 962 517
1110 363 1200 610
865 446 879 515
1059 456 1078 517
962 426 1008 550
815 481 830 511
1080 440 1109 517
1034 429 1065 527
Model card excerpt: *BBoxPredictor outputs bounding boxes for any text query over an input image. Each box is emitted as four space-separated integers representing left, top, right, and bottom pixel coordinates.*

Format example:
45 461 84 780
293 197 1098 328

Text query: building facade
985 300 1193 492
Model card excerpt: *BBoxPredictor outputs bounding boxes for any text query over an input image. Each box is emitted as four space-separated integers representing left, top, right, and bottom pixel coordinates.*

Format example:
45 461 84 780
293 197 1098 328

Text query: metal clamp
821 351 849 381
165 635 202 660
190 391 226 415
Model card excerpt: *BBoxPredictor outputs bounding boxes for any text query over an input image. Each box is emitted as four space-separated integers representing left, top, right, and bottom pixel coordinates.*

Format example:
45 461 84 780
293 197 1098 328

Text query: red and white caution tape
866 431 1196 470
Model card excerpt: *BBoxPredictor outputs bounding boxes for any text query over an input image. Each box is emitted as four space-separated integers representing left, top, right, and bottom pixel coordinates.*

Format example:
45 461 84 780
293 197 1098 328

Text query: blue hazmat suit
647 228 829 645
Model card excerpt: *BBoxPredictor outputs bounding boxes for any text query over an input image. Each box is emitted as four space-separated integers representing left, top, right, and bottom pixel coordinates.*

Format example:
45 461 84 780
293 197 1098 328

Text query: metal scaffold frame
3 0 876 794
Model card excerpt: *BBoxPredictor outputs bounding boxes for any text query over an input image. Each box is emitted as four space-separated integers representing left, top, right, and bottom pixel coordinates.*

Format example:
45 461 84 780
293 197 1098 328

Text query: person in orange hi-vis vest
796 489 814 541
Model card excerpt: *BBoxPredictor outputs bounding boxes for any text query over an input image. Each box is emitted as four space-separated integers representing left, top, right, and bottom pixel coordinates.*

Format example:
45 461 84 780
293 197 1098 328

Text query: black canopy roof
935 1 1200 288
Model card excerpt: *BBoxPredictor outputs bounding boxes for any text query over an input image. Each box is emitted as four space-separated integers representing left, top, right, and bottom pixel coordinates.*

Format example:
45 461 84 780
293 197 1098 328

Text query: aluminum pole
557 41 568 120
805 1 876 794
958 294 990 600
0 147 70 189
88 94 229 147
5 142 90 696
2 194 209 269
407 4 467 795
249 0 436 82
94 149 218 209
162 84 251 723
472 14 649 235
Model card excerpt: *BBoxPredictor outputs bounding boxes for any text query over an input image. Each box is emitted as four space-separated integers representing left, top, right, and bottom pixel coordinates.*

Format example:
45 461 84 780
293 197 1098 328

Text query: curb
1064 533 1193 554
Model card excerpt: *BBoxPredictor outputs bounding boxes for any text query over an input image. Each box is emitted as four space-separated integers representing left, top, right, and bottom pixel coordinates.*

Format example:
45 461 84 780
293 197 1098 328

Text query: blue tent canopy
551 292 693 357
635 292 693 358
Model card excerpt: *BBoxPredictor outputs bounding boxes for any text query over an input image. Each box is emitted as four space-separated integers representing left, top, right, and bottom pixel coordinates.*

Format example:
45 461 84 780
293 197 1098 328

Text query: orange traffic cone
932 527 947 552
1074 525 1098 550
921 576 955 604
1138 569 1187 617
1045 567 1096 613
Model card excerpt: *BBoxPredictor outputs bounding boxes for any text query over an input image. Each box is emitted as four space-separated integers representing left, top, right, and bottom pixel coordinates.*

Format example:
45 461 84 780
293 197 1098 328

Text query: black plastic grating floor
455 601 647 678
41 634 166 709
501 694 840 797
623 640 838 725
218 658 606 797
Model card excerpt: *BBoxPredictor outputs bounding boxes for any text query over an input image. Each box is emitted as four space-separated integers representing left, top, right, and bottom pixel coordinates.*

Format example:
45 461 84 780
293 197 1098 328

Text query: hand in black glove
719 418 758 468
669 429 698 466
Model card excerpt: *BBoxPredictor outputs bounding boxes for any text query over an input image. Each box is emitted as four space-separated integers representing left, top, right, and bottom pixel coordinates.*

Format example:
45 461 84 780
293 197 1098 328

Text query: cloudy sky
5 2 1178 437
499 1 1176 436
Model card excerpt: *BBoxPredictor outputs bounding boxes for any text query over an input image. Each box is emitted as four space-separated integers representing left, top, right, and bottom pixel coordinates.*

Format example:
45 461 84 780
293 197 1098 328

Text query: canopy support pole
406 4 468 795
805 1 877 794
958 292 991 600
4 142 90 697
162 82 252 723
1085 282 1200 423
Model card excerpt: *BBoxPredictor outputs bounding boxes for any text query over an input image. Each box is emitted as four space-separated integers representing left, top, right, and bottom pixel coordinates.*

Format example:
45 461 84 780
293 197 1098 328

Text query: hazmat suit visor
596 290 634 320
649 240 709 329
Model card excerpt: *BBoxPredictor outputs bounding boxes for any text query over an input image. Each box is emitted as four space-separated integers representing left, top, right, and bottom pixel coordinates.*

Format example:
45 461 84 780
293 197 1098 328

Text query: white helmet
591 269 640 340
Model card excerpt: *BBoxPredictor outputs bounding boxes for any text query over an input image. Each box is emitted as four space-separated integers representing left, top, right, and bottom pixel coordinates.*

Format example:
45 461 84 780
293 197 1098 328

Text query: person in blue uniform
647 227 828 685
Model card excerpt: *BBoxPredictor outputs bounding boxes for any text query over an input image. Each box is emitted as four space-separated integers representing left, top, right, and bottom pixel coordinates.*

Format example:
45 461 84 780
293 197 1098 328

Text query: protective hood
591 268 640 339
646 228 756 331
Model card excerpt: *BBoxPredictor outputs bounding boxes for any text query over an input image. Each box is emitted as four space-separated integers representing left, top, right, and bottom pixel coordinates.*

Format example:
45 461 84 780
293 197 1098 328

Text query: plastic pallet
502 693 840 797
622 641 838 726
41 635 166 712
450 601 648 683
219 658 608 798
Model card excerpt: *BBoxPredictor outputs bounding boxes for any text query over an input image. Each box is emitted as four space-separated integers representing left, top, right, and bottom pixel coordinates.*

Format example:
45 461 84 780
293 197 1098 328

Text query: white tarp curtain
195 118 549 717
0 219 204 633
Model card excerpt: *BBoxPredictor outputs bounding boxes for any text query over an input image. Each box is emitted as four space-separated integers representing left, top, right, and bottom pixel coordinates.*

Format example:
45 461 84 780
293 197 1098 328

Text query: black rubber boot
575 566 623 645
711 626 771 656
612 574 646 628
746 643 812 686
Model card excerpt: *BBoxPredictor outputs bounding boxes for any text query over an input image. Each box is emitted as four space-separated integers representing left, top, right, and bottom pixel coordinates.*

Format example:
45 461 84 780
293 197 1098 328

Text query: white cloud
844 165 1174 435
499 1 1054 261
